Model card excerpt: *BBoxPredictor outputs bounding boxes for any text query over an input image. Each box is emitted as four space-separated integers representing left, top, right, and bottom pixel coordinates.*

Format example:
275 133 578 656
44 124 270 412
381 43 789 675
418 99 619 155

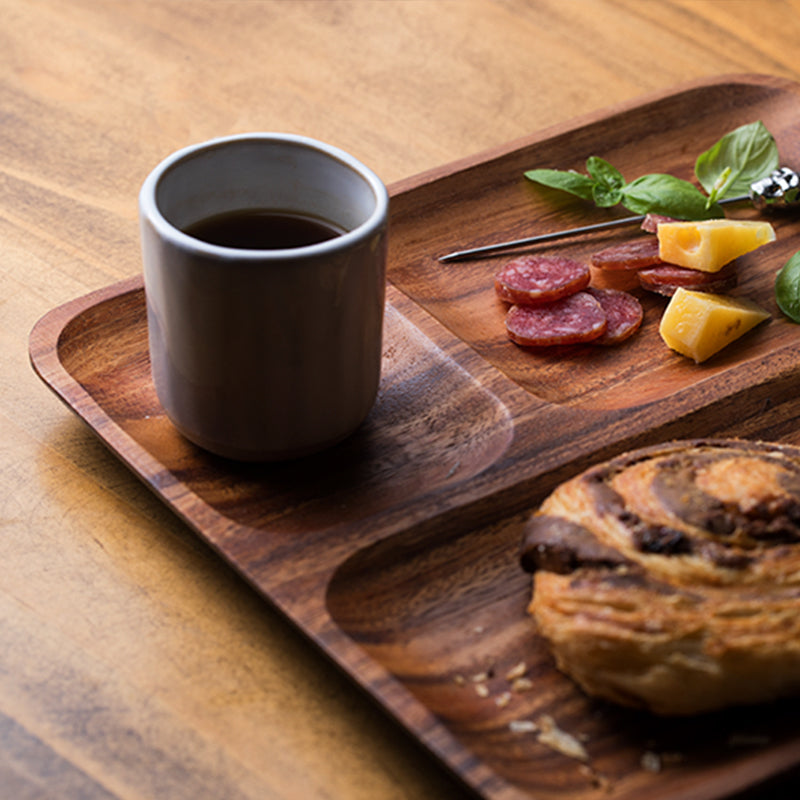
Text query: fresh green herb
525 161 721 220
695 121 779 207
775 251 800 323
586 157 625 206
524 168 595 201
619 174 720 219
524 120 778 220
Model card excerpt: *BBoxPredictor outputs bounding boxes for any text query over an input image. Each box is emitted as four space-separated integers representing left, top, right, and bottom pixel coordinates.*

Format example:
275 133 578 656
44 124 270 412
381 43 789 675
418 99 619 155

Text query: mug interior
153 136 383 245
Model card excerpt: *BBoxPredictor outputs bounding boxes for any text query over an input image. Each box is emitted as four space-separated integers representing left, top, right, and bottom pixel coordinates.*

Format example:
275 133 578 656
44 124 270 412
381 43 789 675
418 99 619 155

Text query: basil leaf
524 168 595 201
585 156 624 187
775 251 800 323
592 182 623 207
620 173 724 219
586 156 624 207
695 120 779 204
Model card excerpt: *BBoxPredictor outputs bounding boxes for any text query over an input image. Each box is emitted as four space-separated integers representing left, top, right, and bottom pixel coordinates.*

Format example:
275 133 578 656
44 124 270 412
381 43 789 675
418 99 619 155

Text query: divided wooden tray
30 75 800 799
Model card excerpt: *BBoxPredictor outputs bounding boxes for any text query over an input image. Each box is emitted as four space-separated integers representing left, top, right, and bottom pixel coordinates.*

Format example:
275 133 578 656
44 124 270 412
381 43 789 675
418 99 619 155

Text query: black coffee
183 208 344 249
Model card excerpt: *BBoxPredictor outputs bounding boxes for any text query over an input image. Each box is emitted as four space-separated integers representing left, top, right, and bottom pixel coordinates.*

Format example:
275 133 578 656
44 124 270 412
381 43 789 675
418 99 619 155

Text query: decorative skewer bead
749 167 800 208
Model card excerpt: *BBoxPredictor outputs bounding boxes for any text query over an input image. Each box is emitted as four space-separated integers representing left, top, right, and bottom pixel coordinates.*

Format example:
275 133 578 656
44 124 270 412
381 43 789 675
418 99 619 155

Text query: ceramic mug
139 133 389 461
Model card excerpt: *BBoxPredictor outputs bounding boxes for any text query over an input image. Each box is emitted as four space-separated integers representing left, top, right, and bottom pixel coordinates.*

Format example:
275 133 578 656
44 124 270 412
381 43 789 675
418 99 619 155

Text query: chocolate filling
651 457 733 538
651 454 800 546
696 541 753 569
632 525 692 555
520 515 629 574
585 471 693 556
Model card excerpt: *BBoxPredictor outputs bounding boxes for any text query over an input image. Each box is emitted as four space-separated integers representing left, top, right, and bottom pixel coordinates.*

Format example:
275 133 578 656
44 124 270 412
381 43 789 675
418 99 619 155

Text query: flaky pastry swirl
520 438 800 715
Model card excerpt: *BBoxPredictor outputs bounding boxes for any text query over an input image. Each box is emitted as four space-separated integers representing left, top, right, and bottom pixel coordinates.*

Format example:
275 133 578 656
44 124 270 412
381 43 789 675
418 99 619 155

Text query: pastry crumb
509 719 538 733
505 661 527 681
641 750 662 772
537 714 589 762
641 748 685 772
495 691 512 708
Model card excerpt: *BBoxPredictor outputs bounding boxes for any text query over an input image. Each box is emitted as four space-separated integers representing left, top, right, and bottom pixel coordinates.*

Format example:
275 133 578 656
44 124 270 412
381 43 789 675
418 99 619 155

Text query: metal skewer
437 212 678 263
437 167 800 263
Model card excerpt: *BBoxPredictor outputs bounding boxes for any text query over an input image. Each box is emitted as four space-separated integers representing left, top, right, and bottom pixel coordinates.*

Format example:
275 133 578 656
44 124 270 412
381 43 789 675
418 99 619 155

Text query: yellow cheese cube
659 287 770 363
657 219 775 272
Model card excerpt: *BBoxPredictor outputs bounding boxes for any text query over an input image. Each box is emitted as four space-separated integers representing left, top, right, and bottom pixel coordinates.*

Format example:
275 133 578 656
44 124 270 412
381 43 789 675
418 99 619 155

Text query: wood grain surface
6 2 800 799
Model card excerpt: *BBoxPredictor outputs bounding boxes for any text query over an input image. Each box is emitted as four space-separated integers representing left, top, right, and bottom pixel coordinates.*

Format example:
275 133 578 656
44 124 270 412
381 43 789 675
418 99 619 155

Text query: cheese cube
659 287 770 363
657 219 775 272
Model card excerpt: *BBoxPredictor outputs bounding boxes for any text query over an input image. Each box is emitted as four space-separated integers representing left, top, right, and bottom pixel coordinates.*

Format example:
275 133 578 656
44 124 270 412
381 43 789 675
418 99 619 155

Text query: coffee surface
183 209 343 249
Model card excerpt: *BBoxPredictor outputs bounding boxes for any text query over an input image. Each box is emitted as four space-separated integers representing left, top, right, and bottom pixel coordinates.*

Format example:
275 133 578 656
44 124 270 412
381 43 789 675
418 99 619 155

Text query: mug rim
139 132 389 261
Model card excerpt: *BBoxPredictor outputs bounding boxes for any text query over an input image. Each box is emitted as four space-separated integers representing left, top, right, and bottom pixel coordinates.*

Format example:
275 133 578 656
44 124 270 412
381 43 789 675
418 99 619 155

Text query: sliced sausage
640 213 678 233
506 292 607 347
495 255 590 305
586 287 644 345
638 261 738 297
590 237 662 271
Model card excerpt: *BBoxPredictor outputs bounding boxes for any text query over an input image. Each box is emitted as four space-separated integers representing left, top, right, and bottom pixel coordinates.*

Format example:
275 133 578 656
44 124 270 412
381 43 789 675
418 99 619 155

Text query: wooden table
5 1 800 797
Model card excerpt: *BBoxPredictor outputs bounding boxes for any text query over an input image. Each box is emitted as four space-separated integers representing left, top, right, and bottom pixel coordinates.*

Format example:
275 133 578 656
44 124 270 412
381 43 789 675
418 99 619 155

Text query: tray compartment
51 285 514 535
387 77 800 410
327 509 800 799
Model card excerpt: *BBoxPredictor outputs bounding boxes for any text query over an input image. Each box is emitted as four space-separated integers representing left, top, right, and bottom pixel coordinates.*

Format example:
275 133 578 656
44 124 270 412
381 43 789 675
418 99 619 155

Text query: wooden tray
29 75 800 799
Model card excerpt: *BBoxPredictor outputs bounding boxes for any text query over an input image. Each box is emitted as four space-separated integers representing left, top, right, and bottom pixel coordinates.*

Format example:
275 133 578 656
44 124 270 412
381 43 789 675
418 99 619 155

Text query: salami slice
586 287 643 345
495 255 590 305
638 261 738 297
506 292 607 347
640 213 678 233
590 237 662 271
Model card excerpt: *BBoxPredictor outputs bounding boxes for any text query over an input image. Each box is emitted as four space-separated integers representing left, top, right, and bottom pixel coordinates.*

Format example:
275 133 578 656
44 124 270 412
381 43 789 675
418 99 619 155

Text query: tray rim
28 73 800 800
28 275 230 538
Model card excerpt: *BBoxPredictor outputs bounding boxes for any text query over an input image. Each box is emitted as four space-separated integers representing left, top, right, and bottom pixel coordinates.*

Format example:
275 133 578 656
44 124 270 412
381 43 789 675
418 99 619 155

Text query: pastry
520 438 800 715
